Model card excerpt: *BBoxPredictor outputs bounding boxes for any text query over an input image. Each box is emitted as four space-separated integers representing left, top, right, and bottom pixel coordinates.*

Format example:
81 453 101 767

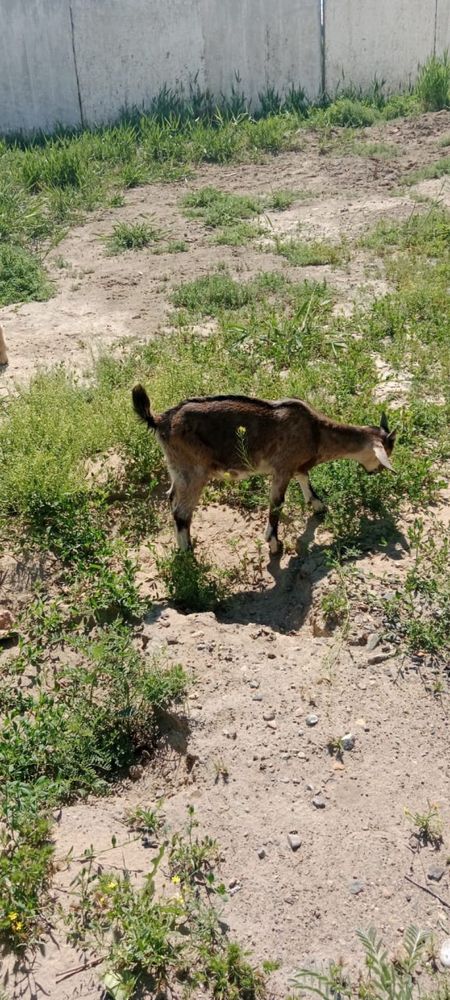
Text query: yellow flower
13 921 23 931
171 874 181 884
237 425 246 434
8 912 18 922
107 881 117 890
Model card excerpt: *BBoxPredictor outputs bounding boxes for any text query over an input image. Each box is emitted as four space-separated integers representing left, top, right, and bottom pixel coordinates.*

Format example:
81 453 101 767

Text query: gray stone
263 709 276 721
342 733 355 751
428 866 446 882
312 795 326 809
439 938 450 967
257 848 266 859
287 833 302 852
350 879 365 895
306 714 319 727
366 632 381 652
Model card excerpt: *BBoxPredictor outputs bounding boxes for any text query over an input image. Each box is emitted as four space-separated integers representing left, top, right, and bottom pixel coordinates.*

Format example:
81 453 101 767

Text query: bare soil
1 112 449 998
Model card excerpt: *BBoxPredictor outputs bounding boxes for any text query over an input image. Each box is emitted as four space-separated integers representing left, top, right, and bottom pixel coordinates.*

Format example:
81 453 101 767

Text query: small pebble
312 795 326 809
306 714 319 727
439 938 450 967
263 709 276 721
342 733 355 751
257 848 266 859
428 866 446 882
128 764 144 781
350 879 365 895
366 632 381 652
287 833 302 852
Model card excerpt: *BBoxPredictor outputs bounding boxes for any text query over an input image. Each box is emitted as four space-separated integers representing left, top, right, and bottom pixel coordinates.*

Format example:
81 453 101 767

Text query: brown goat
0 325 8 367
132 385 396 553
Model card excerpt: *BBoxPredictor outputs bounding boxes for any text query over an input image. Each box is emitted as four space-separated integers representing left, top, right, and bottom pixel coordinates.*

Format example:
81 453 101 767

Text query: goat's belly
212 461 272 481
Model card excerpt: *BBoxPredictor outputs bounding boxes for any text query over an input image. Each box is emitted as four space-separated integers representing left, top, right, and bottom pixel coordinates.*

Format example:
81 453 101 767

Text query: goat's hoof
268 536 282 555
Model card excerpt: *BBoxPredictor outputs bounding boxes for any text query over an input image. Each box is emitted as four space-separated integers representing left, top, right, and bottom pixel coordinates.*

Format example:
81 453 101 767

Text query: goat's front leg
297 473 326 513
265 476 289 554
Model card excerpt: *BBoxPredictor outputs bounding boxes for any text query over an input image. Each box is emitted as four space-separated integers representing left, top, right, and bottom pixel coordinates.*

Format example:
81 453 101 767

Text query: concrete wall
436 0 450 55
0 0 321 134
202 0 321 108
0 0 81 134
324 0 438 94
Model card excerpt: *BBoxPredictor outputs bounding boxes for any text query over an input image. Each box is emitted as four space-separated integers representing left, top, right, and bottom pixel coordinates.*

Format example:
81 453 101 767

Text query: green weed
404 801 443 848
104 219 162 253
292 925 428 1000
404 156 450 184
171 272 254 314
158 550 228 612
0 243 52 306
273 235 348 267
416 53 450 111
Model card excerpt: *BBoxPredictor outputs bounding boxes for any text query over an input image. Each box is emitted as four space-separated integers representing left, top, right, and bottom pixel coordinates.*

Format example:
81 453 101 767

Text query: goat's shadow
217 512 409 634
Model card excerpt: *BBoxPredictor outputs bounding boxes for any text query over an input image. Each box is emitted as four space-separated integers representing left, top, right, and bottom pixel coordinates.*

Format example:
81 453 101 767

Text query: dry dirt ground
1 112 449 999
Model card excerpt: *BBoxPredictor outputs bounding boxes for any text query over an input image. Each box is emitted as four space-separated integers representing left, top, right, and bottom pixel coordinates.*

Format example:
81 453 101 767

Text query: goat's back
157 394 320 474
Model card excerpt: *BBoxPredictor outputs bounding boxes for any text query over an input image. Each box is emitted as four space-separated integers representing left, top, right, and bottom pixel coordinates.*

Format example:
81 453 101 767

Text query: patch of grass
404 156 450 184
362 206 450 256
293 925 429 1000
416 53 450 111
312 98 379 128
164 239 187 253
0 617 187 948
213 222 264 246
158 550 228 612
182 187 296 245
171 272 255 314
404 801 443 848
382 519 449 659
64 808 267 1000
273 235 348 266
349 140 399 158
104 219 162 253
0 243 53 306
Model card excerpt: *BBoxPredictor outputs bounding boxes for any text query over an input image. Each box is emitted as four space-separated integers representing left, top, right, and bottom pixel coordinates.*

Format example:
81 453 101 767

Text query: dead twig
404 873 450 909
55 956 103 984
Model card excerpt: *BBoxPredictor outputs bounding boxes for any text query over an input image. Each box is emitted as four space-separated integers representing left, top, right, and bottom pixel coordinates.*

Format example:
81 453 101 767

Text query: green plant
125 804 164 837
404 802 443 848
0 243 52 306
273 236 347 267
292 925 428 1000
171 272 254 314
416 54 450 111
104 219 162 253
158 549 228 611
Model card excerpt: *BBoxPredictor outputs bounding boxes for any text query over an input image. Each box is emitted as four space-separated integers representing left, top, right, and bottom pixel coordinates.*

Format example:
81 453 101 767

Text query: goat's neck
316 421 367 464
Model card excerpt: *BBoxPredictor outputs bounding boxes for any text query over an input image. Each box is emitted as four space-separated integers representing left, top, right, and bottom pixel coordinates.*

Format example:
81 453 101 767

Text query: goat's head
360 412 397 474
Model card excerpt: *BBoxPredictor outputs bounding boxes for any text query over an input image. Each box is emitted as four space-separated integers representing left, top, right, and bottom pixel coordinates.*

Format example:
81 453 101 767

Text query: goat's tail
132 384 157 430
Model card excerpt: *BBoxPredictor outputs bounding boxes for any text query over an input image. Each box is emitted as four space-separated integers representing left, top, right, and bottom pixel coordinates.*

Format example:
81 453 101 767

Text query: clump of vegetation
182 186 296 245
171 271 255 314
273 235 348 267
158 550 228 612
0 615 187 948
104 218 163 253
404 801 443 848
64 808 267 1000
382 520 449 659
0 243 52 306
416 53 450 111
292 925 429 1000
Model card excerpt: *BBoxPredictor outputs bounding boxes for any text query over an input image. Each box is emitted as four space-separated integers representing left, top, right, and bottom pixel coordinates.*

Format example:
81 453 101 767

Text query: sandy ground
1 111 449 998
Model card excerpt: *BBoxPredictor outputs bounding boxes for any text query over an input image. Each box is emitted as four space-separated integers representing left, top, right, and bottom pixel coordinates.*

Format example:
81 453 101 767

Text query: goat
132 385 396 553
0 325 8 366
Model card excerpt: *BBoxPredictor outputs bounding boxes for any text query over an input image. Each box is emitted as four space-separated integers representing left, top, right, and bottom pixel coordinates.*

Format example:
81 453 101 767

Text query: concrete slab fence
0 0 449 135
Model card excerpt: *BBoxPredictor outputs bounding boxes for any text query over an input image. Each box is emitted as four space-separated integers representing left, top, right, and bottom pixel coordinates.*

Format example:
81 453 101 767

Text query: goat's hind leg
265 475 289 554
170 470 207 551
297 472 326 513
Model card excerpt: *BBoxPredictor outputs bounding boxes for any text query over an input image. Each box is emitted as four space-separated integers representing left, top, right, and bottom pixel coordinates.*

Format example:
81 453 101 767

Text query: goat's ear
387 429 397 444
380 411 390 433
373 441 395 471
